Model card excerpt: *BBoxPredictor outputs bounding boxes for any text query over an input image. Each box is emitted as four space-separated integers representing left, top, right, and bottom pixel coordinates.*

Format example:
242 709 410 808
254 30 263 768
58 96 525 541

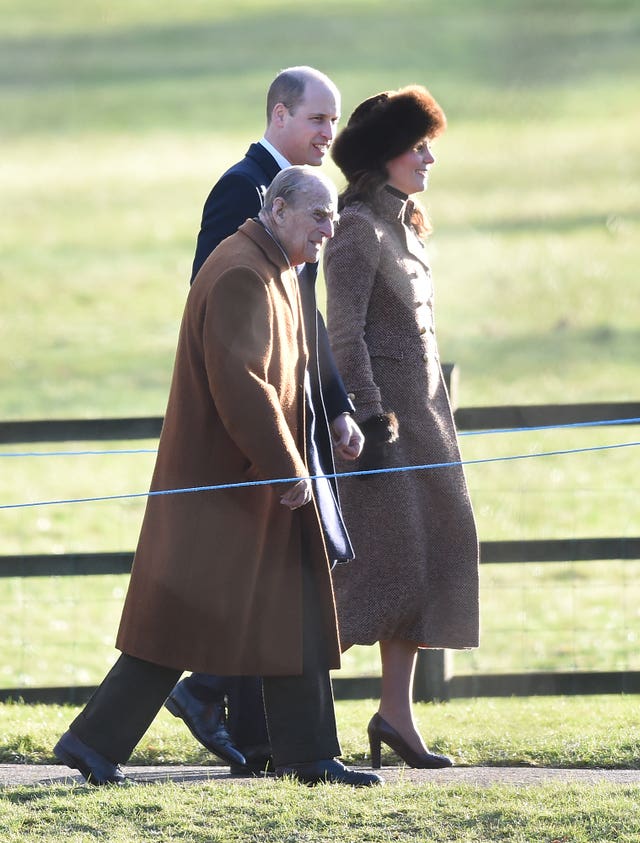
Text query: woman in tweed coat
324 86 479 768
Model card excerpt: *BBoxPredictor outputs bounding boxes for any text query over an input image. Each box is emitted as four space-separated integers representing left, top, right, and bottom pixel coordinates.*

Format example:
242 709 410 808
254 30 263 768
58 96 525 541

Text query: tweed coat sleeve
316 310 354 420
324 207 384 421
202 265 308 487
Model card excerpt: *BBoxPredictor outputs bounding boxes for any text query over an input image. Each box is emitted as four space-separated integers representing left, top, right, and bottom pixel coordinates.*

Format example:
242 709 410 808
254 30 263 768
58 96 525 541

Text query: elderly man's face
276 181 338 265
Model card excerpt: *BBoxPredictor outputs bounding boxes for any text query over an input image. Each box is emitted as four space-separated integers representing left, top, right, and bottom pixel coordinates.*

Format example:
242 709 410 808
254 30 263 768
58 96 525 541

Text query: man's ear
271 196 287 222
271 102 288 128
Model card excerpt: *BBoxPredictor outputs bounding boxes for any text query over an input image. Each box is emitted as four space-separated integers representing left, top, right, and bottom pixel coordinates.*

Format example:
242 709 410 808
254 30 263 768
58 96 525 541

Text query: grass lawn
1 696 640 841
1 0 639 695
1 13 640 842
2 695 640 769
1 779 639 842
2 0 638 418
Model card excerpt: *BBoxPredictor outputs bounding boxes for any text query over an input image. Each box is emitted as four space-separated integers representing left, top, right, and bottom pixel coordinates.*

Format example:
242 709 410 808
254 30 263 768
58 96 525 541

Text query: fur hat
331 85 446 182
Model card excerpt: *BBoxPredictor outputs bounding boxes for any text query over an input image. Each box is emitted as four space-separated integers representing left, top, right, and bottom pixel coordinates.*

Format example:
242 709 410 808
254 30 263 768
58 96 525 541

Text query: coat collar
377 185 415 226
245 142 281 183
376 187 429 270
236 218 300 315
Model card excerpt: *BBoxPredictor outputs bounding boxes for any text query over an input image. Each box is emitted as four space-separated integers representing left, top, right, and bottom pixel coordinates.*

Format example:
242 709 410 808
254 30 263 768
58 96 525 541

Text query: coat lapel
237 219 301 321
379 190 431 271
245 143 281 186
400 211 430 270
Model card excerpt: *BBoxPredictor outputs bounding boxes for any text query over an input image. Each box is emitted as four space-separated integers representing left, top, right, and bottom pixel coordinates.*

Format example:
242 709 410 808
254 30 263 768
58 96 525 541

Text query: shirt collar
259 137 291 171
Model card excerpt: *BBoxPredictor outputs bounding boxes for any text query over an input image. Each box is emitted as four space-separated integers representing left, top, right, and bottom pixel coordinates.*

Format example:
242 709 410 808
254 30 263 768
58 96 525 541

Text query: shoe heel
368 732 382 769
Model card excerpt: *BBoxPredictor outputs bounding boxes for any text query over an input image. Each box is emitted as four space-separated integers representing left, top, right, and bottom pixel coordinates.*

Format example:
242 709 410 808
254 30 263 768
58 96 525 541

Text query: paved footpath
2 764 640 788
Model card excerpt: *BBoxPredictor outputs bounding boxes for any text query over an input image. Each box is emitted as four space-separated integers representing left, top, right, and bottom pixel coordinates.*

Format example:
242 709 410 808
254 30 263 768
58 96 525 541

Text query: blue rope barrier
458 416 640 437
1 416 639 458
0 448 158 458
1 439 638 511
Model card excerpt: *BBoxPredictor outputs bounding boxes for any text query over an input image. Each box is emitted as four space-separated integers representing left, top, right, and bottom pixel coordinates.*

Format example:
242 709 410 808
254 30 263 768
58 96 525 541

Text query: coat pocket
367 336 404 361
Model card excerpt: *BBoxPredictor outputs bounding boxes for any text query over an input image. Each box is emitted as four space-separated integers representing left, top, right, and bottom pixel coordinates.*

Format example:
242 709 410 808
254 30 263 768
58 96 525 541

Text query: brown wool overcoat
116 220 341 676
324 190 479 650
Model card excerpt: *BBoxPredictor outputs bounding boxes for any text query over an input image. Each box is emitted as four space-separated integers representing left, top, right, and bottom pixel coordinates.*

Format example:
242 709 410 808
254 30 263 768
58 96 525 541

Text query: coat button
347 392 355 401
419 326 427 335
422 352 429 362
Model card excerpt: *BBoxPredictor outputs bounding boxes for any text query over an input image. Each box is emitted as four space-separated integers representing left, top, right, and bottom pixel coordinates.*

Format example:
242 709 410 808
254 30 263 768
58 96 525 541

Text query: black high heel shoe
367 713 453 769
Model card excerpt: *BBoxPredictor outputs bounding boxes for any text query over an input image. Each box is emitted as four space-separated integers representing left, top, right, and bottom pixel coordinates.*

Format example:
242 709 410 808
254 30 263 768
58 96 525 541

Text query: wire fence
1 405 639 699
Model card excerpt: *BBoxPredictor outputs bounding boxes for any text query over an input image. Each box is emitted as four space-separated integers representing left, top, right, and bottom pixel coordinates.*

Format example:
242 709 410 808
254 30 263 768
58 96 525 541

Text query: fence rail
2 394 639 704
2 403 640 446
2 538 640 580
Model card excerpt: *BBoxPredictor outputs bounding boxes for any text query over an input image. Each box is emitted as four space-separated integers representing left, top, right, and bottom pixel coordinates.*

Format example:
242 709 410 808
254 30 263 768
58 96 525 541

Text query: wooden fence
1 379 639 704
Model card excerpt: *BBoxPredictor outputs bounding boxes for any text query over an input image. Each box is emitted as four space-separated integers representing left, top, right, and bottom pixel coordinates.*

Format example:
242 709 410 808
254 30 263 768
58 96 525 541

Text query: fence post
441 362 459 410
413 649 452 702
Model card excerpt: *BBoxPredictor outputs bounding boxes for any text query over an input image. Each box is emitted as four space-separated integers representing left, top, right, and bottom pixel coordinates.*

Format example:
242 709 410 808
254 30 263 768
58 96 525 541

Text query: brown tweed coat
116 220 341 676
324 189 479 649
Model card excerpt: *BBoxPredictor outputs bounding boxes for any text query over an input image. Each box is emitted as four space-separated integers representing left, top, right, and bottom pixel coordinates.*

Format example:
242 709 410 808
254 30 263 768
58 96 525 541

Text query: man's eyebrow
314 206 337 218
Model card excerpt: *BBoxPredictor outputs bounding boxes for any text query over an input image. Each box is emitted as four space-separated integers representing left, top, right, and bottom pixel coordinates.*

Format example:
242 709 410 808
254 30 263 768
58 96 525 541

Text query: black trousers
182 673 269 749
69 556 341 767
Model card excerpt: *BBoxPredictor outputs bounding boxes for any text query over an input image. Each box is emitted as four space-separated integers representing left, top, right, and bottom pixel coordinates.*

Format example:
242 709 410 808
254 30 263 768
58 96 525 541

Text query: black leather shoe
230 758 274 776
230 744 274 776
53 730 126 786
164 680 246 767
275 759 383 787
368 712 453 769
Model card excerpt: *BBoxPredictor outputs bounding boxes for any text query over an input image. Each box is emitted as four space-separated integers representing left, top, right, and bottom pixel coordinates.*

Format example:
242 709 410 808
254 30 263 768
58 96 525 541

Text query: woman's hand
357 412 399 477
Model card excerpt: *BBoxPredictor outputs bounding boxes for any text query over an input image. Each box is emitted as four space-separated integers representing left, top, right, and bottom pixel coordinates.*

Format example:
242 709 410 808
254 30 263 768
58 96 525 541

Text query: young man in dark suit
164 67 364 775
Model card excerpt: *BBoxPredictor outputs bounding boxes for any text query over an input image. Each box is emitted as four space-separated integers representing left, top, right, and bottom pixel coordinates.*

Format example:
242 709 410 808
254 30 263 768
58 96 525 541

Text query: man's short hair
262 166 312 210
266 66 335 123
262 166 336 212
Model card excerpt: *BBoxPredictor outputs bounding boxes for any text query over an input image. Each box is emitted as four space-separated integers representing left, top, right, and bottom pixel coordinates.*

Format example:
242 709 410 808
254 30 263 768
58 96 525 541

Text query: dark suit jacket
190 142 354 561
191 144 279 281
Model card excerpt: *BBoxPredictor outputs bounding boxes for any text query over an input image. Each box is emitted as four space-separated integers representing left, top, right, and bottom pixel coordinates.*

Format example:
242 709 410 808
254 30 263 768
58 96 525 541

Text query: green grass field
1 0 639 688
2 697 640 841
2 2 640 838
2 0 638 415
3 695 640 769
2 778 638 842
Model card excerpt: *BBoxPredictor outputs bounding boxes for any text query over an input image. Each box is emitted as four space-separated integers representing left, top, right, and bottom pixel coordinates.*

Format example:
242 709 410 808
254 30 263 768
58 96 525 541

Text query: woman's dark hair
339 168 431 238
333 85 446 238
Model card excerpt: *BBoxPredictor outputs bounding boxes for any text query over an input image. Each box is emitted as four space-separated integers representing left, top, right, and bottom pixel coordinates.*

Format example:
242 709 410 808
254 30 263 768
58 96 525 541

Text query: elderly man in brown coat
53 166 381 788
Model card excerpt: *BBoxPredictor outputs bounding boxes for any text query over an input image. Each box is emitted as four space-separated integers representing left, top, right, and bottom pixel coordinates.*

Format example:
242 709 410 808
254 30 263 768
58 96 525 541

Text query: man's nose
320 218 335 238
321 120 335 140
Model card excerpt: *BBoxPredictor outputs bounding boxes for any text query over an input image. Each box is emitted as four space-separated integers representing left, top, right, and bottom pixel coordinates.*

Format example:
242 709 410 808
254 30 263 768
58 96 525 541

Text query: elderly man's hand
280 478 312 509
331 413 364 461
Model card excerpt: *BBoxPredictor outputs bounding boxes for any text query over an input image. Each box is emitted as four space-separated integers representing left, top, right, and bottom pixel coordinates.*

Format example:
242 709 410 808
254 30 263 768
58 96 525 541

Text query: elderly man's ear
271 196 287 222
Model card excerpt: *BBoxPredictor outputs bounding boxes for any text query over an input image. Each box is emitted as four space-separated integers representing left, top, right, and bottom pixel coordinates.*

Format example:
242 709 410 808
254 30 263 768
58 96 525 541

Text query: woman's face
386 137 435 196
